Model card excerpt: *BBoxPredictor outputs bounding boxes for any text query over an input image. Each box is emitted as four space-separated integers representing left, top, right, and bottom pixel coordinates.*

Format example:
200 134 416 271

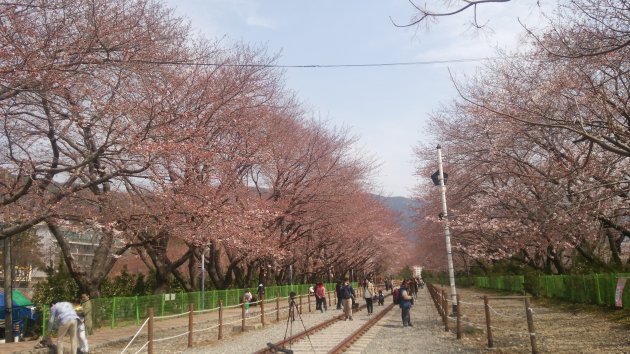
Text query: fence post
276 295 280 322
218 300 223 340
456 294 462 339
261 294 265 326
299 294 303 314
241 301 246 332
161 294 165 317
308 293 312 313
328 290 332 307
111 297 116 329
188 303 194 348
135 296 140 325
594 274 602 305
442 290 448 331
525 297 538 354
484 296 493 348
147 308 154 354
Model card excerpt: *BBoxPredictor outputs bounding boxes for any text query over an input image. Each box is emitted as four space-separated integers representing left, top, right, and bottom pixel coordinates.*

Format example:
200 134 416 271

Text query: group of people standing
246 276 423 328
46 293 93 354
331 277 385 320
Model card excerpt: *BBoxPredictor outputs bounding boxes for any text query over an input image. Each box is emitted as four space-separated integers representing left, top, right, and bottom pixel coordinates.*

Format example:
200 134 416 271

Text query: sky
164 0 549 198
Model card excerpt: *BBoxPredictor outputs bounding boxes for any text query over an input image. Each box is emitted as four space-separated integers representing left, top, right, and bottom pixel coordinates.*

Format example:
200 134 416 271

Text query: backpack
393 288 400 304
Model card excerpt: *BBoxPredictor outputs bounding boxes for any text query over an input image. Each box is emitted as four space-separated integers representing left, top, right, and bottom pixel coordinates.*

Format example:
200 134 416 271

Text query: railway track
254 301 396 354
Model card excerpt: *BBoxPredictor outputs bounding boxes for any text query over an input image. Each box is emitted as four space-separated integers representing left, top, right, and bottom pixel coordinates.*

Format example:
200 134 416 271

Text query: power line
111 57 498 68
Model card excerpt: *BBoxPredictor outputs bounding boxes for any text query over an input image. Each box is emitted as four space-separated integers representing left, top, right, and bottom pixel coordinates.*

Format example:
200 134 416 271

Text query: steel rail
328 302 396 354
252 306 361 354
254 299 396 354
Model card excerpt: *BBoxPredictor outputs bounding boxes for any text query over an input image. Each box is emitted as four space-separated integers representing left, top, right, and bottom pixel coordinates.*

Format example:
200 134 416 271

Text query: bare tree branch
391 0 512 28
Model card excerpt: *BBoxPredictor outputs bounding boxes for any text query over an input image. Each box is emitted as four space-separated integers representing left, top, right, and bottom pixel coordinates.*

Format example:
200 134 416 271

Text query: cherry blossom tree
415 56 629 273
0 0 191 238
413 0 630 274
2 0 413 294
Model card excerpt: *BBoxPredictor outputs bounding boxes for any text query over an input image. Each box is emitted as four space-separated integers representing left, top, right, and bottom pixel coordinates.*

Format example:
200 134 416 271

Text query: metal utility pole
435 144 458 314
4 236 13 342
201 247 205 310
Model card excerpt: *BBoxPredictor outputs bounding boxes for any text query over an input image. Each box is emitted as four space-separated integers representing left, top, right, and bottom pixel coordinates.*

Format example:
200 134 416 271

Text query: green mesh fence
473 275 525 292
533 273 630 308
41 282 347 335
466 273 630 310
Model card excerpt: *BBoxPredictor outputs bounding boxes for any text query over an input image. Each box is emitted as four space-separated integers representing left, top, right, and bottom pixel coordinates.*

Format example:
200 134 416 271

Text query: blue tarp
0 290 37 337
0 290 36 321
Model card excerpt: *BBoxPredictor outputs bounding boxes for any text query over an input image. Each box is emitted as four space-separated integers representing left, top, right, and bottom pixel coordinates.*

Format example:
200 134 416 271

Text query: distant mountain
373 195 423 242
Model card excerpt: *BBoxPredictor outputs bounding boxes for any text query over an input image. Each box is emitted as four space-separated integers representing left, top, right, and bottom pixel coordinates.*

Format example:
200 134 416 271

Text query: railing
41 282 356 335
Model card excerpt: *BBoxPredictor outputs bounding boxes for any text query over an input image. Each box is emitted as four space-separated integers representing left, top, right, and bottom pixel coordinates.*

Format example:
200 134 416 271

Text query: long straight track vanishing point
254 301 396 354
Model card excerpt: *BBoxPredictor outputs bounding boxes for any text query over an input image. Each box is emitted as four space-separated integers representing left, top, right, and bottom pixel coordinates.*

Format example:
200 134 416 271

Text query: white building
413 266 423 279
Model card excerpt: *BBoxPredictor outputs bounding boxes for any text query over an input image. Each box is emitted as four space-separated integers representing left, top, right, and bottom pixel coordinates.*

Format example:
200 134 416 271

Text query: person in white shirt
243 290 253 316
47 300 80 354
363 279 377 315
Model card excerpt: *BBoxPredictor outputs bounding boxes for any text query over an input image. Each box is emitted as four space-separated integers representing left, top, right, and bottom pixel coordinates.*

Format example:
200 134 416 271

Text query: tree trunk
47 220 131 298
606 228 623 267
135 229 194 293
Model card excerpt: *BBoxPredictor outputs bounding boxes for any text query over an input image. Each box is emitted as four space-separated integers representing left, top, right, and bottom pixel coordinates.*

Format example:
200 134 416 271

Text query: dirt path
435 286 630 353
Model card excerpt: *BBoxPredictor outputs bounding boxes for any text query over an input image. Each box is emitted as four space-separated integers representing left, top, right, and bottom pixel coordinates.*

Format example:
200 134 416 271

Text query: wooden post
456 294 462 339
188 303 194 348
160 294 165 317
112 297 116 329
218 300 223 340
260 294 265 326
327 290 332 307
442 290 448 331
135 296 140 325
525 297 538 354
484 296 493 348
147 308 154 354
241 301 246 332
433 286 441 315
299 294 303 314
308 292 312 313
432 285 441 316
276 296 280 322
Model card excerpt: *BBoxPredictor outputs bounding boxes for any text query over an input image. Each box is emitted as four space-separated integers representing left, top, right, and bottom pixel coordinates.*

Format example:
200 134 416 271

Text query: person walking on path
79 293 93 335
340 277 355 320
47 300 81 354
398 280 414 327
363 279 376 315
315 282 327 313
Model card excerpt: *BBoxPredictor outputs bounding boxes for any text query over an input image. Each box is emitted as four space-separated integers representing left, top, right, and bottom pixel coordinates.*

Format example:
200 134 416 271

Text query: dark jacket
341 283 355 300
398 286 412 308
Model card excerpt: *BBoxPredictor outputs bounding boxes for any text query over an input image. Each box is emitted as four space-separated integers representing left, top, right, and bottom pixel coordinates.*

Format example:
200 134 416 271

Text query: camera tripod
267 292 315 353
